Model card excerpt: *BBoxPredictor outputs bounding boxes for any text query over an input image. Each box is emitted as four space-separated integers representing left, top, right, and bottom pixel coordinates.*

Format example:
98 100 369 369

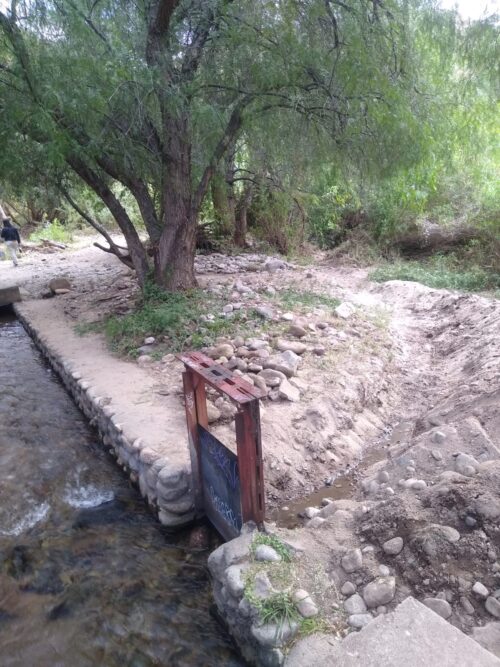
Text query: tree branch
60 186 133 268
192 95 252 215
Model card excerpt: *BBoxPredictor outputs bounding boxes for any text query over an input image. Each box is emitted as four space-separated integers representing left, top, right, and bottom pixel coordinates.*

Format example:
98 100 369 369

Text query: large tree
0 0 421 289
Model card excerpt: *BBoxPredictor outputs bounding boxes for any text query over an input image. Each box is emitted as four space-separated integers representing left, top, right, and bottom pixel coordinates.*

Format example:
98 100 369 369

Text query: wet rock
423 597 452 619
341 548 363 574
486 597 500 619
188 525 210 550
382 537 404 555
278 379 300 402
276 340 307 355
362 577 396 608
348 613 373 629
344 594 367 615
293 590 318 618
473 582 490 599
304 507 320 519
288 325 307 338
341 581 356 596
255 545 281 562
251 619 299 647
24 564 64 595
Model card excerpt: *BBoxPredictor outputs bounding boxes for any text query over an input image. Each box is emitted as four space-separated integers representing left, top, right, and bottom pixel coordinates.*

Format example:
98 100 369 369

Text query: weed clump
370 257 500 294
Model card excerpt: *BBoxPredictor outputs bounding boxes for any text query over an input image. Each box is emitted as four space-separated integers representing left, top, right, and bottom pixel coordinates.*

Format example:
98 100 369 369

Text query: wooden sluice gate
178 351 266 540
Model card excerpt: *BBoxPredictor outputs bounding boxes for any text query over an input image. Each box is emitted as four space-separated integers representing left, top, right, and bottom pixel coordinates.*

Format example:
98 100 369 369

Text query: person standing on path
1 218 22 267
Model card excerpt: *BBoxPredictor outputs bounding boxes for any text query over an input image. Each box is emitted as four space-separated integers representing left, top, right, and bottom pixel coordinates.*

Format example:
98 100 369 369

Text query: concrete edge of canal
11 296 306 666
14 302 197 531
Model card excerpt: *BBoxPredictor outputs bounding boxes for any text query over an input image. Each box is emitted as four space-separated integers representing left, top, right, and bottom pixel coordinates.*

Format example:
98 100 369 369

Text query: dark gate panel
198 426 242 539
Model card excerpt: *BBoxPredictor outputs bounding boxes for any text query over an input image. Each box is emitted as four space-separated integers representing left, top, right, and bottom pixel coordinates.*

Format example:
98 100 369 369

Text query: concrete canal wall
15 301 195 530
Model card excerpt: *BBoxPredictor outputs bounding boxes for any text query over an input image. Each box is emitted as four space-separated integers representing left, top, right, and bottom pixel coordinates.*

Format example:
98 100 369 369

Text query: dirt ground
3 235 500 650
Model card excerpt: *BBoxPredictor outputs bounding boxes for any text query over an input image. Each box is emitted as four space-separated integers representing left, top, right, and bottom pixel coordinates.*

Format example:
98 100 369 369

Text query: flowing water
0 311 244 667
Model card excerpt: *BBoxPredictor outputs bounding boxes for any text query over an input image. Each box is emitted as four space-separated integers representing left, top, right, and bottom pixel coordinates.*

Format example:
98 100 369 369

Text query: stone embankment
15 303 195 529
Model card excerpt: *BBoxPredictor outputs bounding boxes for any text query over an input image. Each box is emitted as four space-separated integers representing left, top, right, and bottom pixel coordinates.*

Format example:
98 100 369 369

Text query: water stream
0 310 244 667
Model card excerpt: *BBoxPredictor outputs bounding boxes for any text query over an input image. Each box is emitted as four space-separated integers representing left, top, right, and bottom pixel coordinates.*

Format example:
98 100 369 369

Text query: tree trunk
234 184 253 247
154 117 197 290
211 173 235 237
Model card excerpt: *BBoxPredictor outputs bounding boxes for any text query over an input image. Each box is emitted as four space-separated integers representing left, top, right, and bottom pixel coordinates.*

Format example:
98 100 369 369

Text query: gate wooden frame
178 351 266 539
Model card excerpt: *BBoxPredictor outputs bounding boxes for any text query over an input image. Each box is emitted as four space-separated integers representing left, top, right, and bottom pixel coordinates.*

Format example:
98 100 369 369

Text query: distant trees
0 1 495 287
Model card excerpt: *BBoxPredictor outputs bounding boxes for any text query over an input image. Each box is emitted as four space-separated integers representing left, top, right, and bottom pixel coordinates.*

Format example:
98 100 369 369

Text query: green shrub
29 218 73 244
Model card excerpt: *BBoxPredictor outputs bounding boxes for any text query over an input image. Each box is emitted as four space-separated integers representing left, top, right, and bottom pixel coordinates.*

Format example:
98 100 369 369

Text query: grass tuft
273 288 340 311
251 533 292 563
98 283 262 356
370 257 500 294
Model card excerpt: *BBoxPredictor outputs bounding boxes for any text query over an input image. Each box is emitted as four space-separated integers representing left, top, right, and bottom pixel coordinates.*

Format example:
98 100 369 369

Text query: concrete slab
285 597 500 667
0 285 21 306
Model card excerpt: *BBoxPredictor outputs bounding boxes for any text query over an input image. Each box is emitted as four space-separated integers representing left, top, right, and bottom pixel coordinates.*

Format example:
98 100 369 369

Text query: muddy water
0 312 243 667
271 421 416 528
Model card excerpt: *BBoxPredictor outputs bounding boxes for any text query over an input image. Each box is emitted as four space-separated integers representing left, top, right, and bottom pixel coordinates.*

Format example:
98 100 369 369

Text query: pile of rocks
208 527 328 667
195 253 292 275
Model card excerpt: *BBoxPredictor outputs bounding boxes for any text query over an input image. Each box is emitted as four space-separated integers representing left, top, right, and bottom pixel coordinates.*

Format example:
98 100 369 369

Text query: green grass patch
98 282 262 356
370 258 500 294
251 533 292 562
29 219 73 244
255 591 300 626
273 288 340 312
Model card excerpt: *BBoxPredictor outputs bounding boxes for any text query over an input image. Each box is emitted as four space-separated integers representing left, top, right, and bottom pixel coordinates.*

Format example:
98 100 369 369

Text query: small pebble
255 545 281 562
341 581 356 596
473 582 489 599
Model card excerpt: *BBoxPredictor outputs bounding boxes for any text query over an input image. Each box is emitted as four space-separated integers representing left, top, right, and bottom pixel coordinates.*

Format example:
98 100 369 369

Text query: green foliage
299 617 333 637
251 591 300 626
273 289 340 312
370 256 500 294
101 281 264 356
308 184 360 249
29 219 73 243
251 533 292 563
